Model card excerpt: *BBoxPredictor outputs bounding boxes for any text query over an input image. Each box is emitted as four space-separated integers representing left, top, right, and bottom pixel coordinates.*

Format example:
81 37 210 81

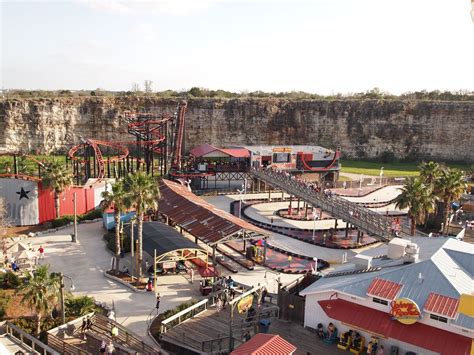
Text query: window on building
430 314 448 323
272 153 291 163
372 297 388 305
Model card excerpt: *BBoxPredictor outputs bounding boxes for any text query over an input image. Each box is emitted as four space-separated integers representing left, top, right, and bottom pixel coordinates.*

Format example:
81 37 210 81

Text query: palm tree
395 177 436 236
41 161 74 218
18 265 60 336
101 180 130 271
123 172 160 277
435 168 466 235
419 161 441 186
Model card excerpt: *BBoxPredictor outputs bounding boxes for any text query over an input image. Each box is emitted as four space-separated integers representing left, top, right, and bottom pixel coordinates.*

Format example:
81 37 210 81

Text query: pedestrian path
28 222 200 348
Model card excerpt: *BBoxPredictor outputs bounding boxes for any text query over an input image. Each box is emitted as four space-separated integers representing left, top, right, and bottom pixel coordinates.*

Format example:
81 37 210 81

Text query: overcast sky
1 0 473 94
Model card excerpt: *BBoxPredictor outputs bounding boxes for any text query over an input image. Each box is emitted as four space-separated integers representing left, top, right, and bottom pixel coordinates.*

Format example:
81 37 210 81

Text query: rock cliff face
0 97 472 162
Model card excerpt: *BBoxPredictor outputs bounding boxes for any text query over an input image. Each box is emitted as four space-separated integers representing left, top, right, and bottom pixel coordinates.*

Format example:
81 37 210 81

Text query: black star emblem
17 187 30 200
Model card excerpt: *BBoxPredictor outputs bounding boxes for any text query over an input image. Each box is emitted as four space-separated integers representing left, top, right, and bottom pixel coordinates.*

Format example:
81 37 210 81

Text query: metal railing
250 168 408 240
160 298 210 334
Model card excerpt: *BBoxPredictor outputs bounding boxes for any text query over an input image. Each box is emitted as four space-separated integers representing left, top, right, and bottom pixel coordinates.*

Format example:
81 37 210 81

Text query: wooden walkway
161 305 344 355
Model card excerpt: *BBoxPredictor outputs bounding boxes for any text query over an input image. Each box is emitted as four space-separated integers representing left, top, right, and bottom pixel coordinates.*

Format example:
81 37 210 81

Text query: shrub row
51 208 103 228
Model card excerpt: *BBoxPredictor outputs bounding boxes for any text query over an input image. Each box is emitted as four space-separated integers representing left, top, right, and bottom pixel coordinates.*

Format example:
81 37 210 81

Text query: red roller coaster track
68 101 188 182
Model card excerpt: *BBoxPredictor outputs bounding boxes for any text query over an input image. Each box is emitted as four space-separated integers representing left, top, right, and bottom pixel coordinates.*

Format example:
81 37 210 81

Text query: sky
1 0 473 94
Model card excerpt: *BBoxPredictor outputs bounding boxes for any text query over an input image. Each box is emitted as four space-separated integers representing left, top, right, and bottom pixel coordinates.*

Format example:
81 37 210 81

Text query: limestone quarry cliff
0 97 472 162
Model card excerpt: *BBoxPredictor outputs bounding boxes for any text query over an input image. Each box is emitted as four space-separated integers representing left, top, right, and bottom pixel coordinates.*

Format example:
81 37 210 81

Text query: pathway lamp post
380 167 384 186
60 273 75 324
312 208 317 242
237 186 245 219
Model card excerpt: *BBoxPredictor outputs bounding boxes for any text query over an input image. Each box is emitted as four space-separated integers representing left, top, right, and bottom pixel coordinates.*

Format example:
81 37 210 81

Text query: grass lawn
340 160 470 177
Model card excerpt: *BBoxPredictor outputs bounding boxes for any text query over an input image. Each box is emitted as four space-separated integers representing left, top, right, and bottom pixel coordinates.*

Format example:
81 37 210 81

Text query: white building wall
304 292 468 355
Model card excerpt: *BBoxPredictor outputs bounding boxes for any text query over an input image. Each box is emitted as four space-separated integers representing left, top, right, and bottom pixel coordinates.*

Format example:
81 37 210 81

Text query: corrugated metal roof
367 278 402 300
424 293 459 318
230 334 296 355
159 179 269 245
319 299 472 355
300 238 474 330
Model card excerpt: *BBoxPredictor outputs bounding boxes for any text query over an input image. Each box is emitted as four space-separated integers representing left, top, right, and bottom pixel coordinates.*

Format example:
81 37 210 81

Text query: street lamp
380 167 384 186
312 208 318 242
60 273 75 324
237 187 245 218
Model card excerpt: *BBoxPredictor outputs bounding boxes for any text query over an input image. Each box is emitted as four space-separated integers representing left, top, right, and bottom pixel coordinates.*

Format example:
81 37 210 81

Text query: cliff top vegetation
1 87 473 102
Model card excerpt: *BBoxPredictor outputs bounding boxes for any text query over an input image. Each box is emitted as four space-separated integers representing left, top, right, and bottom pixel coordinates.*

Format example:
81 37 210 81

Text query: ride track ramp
250 169 412 241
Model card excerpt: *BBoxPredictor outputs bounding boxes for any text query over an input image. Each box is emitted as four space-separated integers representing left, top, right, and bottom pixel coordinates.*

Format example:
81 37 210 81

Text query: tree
0 197 8 237
41 161 74 218
395 178 436 236
144 80 153 93
18 265 60 336
434 168 466 235
132 83 141 92
101 180 130 271
419 161 442 187
123 172 160 277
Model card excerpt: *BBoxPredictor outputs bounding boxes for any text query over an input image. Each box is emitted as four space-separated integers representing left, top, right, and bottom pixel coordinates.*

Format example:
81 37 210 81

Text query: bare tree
0 197 9 237
144 80 153 93
132 83 141 92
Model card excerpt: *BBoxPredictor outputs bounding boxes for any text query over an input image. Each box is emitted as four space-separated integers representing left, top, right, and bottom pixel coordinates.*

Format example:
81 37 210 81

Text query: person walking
86 316 93 331
106 341 115 355
189 268 194 283
38 245 45 260
99 340 107 354
111 325 119 340
155 294 161 311
81 317 87 339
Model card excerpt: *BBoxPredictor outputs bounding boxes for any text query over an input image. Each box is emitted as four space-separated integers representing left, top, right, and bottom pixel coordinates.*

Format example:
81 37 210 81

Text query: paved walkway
28 222 201 348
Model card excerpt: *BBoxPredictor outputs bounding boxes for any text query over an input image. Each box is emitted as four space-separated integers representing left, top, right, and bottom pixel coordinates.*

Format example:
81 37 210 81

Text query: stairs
250 169 401 241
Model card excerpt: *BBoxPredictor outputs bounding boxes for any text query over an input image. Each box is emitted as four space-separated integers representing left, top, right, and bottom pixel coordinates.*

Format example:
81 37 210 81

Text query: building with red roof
230 334 296 355
300 237 474 355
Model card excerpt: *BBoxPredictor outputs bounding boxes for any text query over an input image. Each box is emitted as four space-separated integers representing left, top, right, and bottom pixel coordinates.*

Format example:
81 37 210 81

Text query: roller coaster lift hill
68 101 197 184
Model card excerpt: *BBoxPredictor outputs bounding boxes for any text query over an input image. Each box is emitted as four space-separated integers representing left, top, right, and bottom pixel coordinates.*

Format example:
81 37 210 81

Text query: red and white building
0 177 110 226
300 237 474 355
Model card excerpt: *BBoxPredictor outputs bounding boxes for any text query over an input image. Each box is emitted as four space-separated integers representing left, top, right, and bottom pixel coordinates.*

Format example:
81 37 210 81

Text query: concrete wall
1 97 473 162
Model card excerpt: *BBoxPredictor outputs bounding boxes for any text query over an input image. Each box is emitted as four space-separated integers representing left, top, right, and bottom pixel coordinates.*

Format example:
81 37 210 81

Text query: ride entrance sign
390 298 421 325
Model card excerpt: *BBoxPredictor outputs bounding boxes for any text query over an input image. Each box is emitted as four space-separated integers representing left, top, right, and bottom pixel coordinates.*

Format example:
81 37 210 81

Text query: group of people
215 276 237 312
80 316 93 338
316 322 336 340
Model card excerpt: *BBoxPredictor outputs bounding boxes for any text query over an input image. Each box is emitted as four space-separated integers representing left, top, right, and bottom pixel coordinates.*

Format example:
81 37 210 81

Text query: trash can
258 319 271 333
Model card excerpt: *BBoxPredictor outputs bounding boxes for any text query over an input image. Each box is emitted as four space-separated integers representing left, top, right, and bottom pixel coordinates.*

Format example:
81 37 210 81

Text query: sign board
162 261 176 269
272 147 292 153
390 298 421 325
237 294 254 314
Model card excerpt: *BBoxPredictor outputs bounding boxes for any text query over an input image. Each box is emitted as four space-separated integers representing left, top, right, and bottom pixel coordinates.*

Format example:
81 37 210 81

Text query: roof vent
352 254 373 270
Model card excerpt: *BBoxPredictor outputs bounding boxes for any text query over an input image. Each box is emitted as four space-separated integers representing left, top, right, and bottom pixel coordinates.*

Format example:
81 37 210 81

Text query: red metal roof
159 179 269 245
319 299 471 355
367 278 402 300
230 334 296 355
219 148 250 158
424 293 460 318
190 144 217 157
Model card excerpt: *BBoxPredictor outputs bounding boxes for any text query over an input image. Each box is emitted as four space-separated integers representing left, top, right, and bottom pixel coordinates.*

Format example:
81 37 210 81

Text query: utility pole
72 192 78 243
60 272 65 324
130 218 135 279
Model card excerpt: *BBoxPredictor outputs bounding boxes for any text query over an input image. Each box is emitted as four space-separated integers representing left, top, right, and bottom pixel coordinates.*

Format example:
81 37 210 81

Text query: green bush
65 295 98 317
51 209 102 228
103 232 131 253
51 216 74 228
0 291 11 318
79 209 102 221
3 271 21 289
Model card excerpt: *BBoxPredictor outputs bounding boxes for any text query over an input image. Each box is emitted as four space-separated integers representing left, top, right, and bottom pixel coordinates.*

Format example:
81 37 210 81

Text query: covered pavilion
127 221 211 277
158 179 270 269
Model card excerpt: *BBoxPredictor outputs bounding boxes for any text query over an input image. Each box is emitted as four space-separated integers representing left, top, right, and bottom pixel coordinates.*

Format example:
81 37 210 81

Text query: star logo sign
17 187 30 200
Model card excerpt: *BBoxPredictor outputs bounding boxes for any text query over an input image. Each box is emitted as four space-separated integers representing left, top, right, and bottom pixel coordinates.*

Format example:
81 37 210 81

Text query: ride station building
300 237 474 355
